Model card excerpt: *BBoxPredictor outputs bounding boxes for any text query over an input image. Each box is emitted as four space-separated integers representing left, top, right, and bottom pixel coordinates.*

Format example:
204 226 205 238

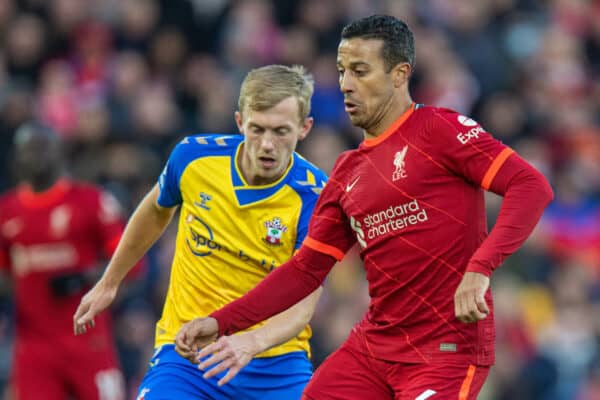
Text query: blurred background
0 0 599 399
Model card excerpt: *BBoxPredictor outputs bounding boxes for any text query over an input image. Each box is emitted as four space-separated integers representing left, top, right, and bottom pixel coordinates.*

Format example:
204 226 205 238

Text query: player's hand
73 281 118 335
454 272 490 323
174 317 219 362
195 332 260 386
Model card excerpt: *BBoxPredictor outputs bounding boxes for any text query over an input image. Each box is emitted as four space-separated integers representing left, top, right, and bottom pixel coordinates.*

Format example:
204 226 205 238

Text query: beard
347 112 370 130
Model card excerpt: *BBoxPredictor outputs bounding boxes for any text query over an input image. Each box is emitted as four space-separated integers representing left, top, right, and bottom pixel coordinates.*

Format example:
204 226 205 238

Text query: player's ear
298 117 313 140
234 111 244 134
392 62 411 88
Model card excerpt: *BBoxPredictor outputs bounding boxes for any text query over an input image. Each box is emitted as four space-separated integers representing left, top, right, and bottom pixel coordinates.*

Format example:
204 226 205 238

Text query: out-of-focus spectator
220 0 283 69
4 14 46 84
116 0 160 51
131 82 180 141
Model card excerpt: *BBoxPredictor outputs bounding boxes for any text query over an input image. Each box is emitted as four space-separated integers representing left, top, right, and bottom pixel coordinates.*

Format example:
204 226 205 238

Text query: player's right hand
73 281 118 335
195 332 259 386
175 317 219 362
454 271 490 323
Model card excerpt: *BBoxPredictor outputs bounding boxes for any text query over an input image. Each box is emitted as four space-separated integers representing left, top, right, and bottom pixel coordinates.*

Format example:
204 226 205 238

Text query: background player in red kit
173 15 554 399
0 123 127 400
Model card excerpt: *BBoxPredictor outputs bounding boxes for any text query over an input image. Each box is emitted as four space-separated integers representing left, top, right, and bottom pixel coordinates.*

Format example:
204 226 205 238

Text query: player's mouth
259 156 277 169
344 100 358 114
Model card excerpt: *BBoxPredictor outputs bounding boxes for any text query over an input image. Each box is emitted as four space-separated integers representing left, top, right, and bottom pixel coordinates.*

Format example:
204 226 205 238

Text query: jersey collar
17 178 71 208
230 142 295 206
362 102 415 148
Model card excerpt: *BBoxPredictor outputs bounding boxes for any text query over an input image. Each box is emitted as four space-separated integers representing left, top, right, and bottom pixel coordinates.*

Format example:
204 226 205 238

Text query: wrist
98 275 121 289
465 262 492 277
209 312 227 336
247 330 268 355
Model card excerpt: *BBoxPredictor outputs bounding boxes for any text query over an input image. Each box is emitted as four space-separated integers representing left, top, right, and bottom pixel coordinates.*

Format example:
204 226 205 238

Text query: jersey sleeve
427 109 553 274
157 139 188 207
294 170 328 250
428 109 514 192
94 189 127 257
302 160 356 260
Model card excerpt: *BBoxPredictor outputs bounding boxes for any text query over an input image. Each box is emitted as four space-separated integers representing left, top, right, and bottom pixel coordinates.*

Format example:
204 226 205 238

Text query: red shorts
11 339 125 400
303 341 489 400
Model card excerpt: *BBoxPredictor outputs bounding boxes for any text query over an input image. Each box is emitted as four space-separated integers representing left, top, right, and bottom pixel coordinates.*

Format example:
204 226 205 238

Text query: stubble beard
348 112 370 130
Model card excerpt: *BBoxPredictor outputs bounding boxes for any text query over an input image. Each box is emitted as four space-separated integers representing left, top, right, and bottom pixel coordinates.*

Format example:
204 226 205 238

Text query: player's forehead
242 96 301 128
336 38 385 68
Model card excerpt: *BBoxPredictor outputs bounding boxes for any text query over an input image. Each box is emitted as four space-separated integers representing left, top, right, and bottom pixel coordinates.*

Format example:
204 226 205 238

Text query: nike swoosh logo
346 177 360 192
415 390 437 400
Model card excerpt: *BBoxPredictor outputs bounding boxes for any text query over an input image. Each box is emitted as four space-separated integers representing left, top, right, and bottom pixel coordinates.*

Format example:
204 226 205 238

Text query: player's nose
339 72 355 93
260 133 275 151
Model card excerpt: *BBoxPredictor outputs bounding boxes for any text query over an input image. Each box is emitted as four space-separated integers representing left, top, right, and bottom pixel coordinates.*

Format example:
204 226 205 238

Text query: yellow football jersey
155 134 327 357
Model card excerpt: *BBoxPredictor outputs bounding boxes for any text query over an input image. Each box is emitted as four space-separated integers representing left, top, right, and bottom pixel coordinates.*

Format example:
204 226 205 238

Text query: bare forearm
250 287 322 354
101 185 175 286
211 247 336 336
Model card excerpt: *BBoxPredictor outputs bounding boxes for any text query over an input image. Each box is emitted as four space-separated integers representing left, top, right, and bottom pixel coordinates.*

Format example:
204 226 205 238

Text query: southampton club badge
263 217 288 246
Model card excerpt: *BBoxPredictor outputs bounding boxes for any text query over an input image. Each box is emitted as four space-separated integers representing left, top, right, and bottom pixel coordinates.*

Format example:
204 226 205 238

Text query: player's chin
257 168 280 181
347 113 365 127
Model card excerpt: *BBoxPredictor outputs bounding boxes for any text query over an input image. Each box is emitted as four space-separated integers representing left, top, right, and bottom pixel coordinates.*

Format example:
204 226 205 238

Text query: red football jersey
304 104 513 365
0 179 124 347
212 102 551 366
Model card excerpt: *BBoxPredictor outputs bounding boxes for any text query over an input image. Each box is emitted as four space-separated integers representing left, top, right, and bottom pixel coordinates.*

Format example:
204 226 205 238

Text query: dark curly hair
341 15 415 72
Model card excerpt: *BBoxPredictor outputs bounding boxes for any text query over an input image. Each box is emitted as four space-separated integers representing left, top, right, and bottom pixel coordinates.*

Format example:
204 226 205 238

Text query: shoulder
293 153 328 183
412 105 486 142
287 153 328 197
0 189 17 204
168 133 242 166
67 181 103 199
64 182 109 211
173 133 242 155
329 149 357 177
415 105 474 129
68 182 123 219
0 190 18 216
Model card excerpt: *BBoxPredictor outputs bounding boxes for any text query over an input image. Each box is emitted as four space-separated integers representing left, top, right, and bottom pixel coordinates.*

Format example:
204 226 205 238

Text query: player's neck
236 145 289 186
364 96 413 140
29 174 61 193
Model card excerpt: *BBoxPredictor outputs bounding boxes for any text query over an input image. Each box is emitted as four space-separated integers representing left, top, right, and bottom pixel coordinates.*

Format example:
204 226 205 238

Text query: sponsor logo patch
456 115 484 144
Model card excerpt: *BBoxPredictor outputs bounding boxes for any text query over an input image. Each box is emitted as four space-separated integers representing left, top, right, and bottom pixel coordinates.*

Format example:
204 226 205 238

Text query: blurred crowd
1 0 599 399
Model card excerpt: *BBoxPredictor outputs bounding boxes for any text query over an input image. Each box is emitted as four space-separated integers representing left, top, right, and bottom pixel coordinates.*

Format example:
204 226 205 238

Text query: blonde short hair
238 65 314 123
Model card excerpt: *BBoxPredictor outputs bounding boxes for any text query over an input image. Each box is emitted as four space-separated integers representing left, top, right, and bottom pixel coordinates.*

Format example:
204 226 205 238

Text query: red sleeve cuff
303 236 345 261
465 262 492 277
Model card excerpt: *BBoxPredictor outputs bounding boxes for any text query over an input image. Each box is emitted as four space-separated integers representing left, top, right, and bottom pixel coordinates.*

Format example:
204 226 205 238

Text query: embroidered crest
262 217 287 246
392 145 408 181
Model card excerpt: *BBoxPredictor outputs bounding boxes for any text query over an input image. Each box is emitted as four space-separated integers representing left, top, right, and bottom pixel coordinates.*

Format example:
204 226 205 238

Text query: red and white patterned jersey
304 104 513 365
0 179 124 347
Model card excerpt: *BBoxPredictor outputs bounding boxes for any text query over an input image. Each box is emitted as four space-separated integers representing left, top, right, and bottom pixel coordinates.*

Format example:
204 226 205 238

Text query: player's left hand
175 317 219 362
195 332 260 386
454 271 490 323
